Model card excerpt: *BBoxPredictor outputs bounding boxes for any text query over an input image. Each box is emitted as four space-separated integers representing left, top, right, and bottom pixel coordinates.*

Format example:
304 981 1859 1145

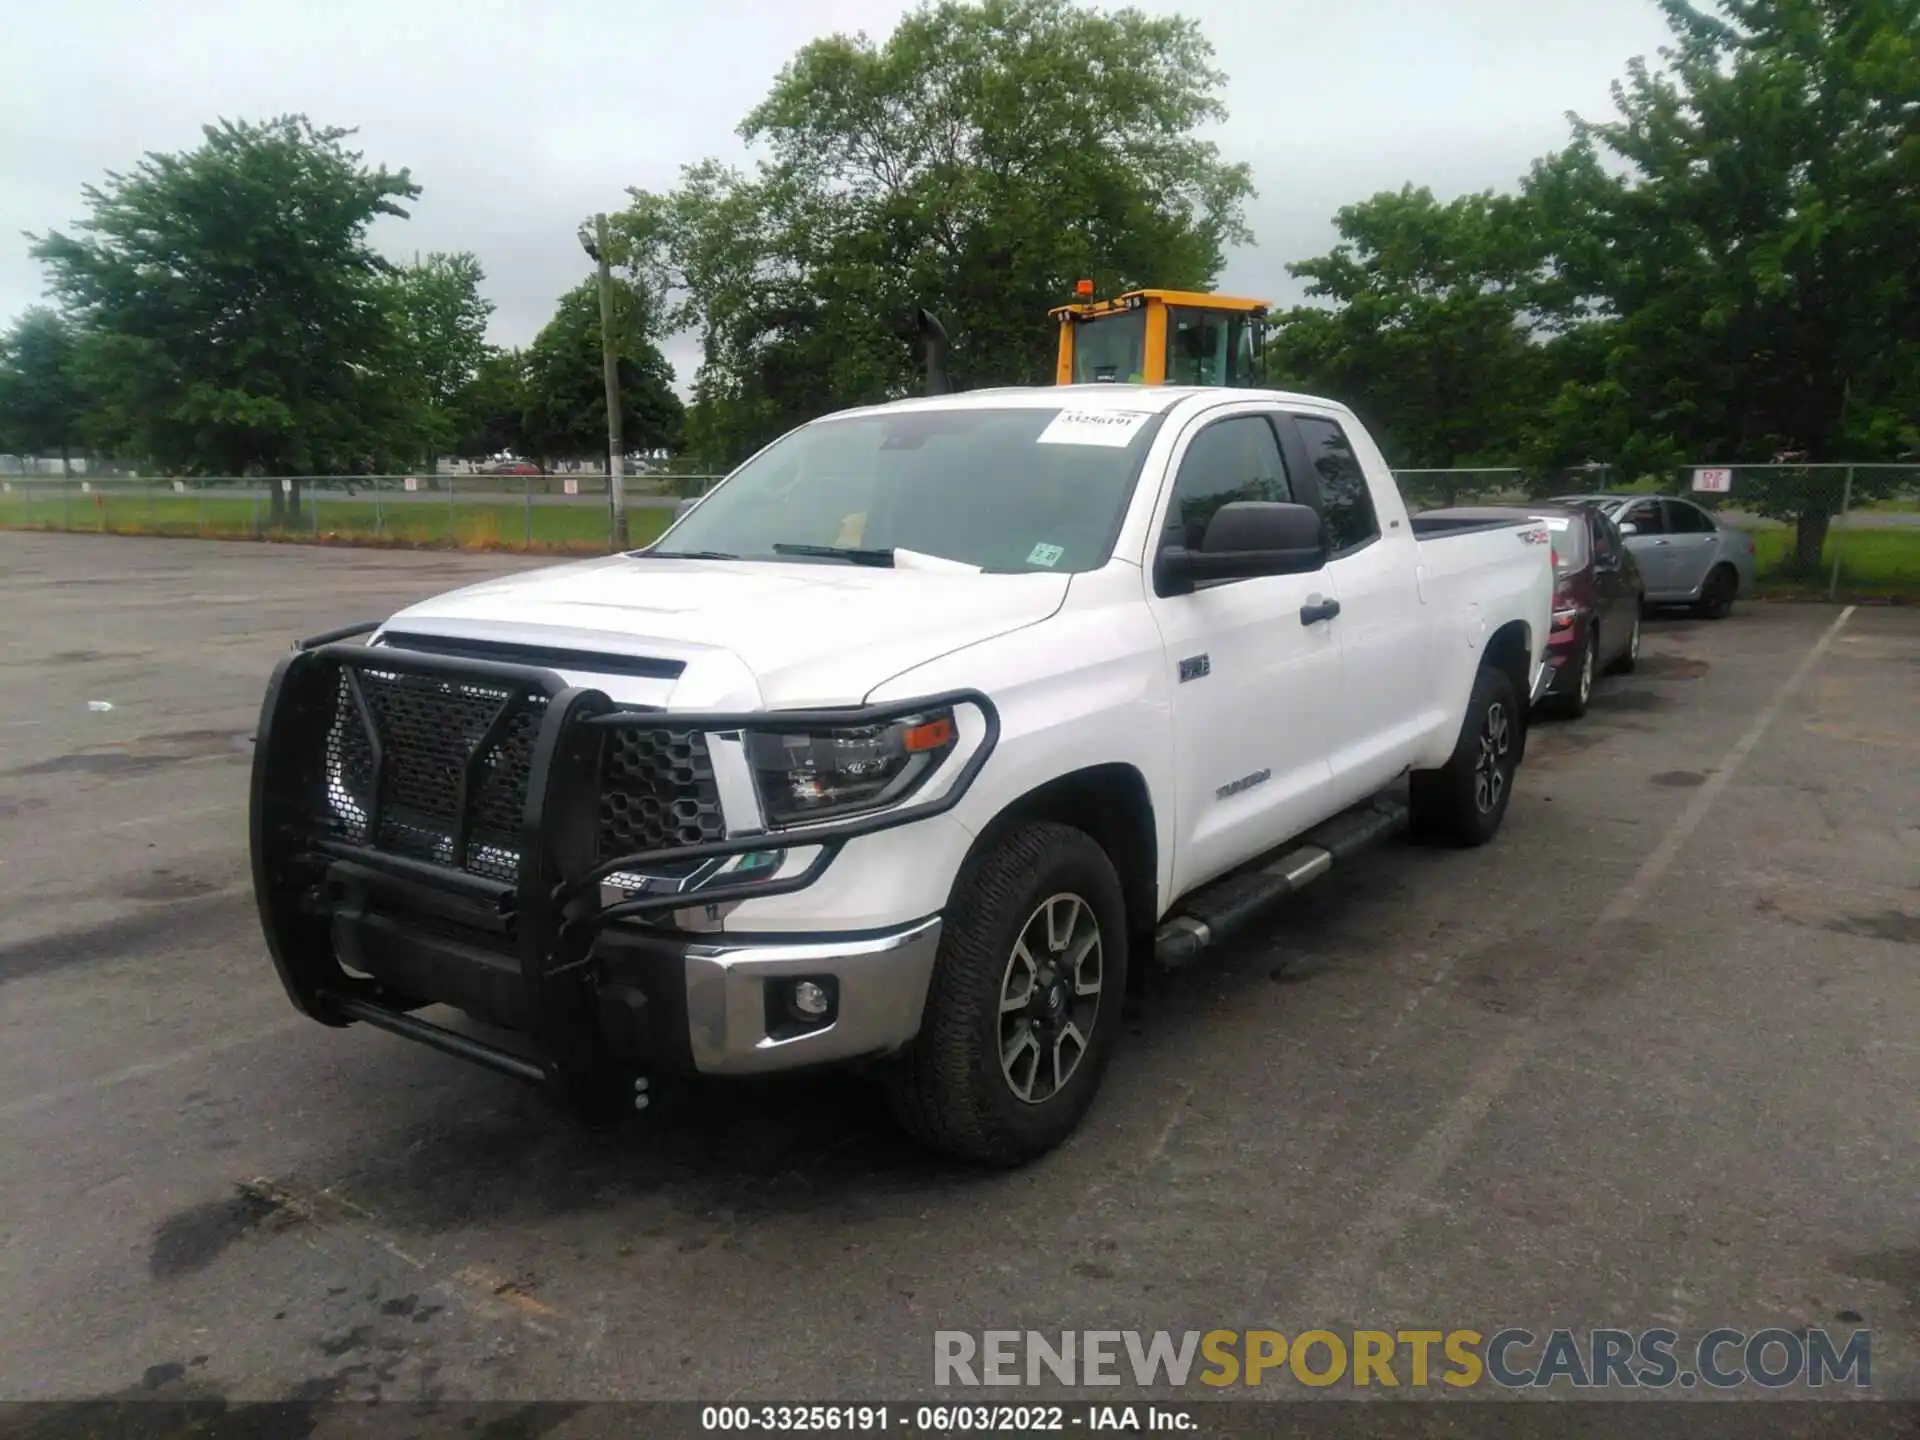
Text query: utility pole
582 213 627 549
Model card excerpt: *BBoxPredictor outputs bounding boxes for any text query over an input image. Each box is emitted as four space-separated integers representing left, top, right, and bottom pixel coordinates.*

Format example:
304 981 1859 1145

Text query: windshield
656 406 1165 573
1070 310 1147 384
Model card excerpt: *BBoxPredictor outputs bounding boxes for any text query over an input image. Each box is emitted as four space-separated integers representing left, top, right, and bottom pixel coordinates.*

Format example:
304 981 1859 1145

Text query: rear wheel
1543 627 1596 719
883 821 1128 1167
1410 664 1520 848
1695 565 1737 619
1607 607 1641 675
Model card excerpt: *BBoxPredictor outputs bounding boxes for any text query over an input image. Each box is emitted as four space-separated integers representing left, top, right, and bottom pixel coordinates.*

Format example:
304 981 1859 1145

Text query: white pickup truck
251 385 1554 1165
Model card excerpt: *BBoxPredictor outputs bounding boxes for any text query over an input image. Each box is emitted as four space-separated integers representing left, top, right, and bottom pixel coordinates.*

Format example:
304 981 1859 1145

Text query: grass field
0 490 672 552
1744 524 1920 598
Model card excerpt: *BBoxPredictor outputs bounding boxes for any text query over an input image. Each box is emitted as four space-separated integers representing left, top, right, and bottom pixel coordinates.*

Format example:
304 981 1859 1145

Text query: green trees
621 0 1254 463
5 0 1913 553
1261 0 1920 568
1524 0 1920 567
518 280 683 467
1265 187 1548 485
0 310 87 472
30 117 420 516
384 251 495 470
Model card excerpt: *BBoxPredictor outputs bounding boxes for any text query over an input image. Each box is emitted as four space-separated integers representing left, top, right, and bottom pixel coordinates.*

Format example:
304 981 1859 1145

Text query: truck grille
323 668 547 881
320 665 727 882
598 729 726 858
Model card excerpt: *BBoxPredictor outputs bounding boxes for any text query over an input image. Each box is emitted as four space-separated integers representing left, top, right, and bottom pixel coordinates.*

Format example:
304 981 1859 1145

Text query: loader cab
1048 287 1268 388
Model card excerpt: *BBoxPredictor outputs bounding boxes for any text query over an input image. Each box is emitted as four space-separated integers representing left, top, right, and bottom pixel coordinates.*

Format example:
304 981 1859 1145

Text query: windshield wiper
771 543 896 568
645 548 741 560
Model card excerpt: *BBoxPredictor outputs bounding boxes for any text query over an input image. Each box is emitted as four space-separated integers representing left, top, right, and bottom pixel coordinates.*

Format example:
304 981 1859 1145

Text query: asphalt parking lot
1 531 1916 1408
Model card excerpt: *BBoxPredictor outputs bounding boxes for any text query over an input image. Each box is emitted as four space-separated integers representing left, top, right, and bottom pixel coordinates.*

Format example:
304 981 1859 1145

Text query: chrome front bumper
680 916 944 1075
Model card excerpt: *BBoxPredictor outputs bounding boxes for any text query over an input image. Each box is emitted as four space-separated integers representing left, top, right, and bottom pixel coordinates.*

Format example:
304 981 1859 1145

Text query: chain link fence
0 471 726 553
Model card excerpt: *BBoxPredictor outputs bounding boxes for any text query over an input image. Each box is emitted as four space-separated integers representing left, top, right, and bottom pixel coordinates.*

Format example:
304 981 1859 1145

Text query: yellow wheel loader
916 281 1269 394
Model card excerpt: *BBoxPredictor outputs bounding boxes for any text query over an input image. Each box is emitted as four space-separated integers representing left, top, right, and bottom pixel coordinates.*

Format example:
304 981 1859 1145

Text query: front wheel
883 821 1129 1167
1410 664 1521 848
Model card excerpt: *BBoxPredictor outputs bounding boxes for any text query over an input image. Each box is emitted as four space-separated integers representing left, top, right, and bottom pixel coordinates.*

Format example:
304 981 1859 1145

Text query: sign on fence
1692 467 1733 493
80 481 90 493
563 478 579 496
172 480 186 494
403 476 418 492
279 478 292 495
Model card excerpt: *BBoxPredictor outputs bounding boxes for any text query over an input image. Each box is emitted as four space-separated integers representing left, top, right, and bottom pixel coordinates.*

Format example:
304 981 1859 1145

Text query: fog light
790 980 832 1020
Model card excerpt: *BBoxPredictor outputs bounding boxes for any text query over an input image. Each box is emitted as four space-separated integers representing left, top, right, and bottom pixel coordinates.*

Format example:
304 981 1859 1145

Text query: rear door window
1664 500 1717 533
1292 415 1381 555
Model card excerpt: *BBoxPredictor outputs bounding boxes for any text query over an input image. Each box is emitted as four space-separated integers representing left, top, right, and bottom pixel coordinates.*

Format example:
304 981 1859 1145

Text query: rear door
1143 408 1339 896
1661 499 1720 596
1281 412 1434 808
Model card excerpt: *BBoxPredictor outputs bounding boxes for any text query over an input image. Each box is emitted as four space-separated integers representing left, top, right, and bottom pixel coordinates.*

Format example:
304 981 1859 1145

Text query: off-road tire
883 821 1128 1167
1410 664 1521 848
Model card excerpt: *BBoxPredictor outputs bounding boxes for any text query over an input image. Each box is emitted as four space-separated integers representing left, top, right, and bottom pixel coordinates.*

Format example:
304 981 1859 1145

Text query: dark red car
1419 504 1645 718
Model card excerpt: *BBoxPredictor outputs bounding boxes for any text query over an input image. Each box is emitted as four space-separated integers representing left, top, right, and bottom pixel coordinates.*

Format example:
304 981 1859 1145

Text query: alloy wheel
1473 701 1513 815
998 893 1103 1105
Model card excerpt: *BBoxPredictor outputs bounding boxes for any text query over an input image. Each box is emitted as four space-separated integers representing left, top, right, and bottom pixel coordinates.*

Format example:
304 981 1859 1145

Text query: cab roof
1047 288 1271 320
832 383 1346 420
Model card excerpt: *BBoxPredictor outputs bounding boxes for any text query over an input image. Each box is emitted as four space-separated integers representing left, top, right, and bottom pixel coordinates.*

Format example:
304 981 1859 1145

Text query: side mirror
1616 521 1638 536
1156 501 1325 594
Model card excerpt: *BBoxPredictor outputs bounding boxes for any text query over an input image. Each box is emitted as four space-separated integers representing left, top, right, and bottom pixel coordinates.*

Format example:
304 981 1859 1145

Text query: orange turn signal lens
902 717 956 753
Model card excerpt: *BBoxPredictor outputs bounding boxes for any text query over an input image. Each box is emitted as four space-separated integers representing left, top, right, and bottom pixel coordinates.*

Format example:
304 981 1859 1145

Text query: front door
1587 509 1639 663
1143 410 1339 898
1614 497 1677 596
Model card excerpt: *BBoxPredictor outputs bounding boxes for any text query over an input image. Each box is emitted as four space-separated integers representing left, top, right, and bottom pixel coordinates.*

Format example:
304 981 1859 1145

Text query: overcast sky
1 0 1675 387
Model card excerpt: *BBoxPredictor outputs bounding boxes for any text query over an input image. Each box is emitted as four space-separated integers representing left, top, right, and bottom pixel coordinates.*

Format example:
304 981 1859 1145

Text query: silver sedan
1552 494 1759 618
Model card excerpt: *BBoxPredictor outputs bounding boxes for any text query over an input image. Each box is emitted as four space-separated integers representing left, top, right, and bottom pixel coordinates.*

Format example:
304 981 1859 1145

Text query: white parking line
1295 606 1857 1315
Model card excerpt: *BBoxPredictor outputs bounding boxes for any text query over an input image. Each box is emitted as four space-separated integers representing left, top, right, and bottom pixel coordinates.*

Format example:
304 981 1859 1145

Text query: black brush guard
249 623 998 1108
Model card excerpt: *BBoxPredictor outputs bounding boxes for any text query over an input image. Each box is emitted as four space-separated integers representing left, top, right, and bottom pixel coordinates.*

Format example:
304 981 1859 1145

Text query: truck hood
381 554 1070 707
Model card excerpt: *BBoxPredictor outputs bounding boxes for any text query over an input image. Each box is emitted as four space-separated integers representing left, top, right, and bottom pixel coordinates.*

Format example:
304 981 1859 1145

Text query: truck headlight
745 709 959 827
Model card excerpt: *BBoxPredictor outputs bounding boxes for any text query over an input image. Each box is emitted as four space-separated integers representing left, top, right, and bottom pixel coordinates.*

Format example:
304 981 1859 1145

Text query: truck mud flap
249 631 997 1112
1150 795 1409 970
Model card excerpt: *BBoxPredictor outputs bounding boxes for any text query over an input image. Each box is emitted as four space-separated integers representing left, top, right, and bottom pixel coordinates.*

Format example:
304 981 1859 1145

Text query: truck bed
1408 507 1546 540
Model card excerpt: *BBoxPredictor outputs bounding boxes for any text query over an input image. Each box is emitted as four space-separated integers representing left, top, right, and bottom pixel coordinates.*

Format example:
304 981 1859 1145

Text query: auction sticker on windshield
1036 409 1153 448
